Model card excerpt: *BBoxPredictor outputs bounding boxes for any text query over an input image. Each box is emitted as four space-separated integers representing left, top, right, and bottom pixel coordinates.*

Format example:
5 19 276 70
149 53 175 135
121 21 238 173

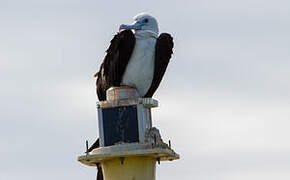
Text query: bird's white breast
121 34 156 96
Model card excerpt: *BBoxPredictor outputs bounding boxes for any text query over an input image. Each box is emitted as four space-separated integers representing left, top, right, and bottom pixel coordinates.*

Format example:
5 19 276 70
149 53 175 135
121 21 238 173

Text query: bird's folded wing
144 33 174 97
96 30 136 100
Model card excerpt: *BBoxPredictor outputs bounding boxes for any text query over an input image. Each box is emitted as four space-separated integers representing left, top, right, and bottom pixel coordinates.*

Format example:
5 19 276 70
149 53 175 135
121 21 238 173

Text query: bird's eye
144 19 149 23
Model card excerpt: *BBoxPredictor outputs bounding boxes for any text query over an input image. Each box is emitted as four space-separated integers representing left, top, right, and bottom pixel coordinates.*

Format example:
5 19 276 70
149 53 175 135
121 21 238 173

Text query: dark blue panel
102 105 139 146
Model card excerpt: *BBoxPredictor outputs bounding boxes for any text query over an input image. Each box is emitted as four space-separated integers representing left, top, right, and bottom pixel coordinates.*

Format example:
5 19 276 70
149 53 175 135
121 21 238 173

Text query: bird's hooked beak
119 21 143 31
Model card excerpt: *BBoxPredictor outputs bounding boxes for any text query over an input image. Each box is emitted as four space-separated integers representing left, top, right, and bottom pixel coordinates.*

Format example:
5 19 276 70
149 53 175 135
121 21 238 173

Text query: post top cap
106 86 140 101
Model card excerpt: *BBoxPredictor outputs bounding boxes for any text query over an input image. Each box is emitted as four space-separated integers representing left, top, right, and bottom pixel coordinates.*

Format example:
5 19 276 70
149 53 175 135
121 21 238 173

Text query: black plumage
95 30 136 101
144 33 174 97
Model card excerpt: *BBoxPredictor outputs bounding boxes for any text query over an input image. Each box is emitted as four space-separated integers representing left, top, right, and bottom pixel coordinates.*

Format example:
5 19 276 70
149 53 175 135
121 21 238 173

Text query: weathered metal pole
78 86 179 180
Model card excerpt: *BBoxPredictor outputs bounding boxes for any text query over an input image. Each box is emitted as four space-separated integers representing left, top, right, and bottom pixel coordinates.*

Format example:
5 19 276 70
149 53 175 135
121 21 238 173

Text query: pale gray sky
1 0 290 179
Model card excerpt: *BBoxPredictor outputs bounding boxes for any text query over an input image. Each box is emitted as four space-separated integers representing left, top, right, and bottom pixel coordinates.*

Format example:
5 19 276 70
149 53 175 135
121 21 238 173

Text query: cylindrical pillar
102 156 156 180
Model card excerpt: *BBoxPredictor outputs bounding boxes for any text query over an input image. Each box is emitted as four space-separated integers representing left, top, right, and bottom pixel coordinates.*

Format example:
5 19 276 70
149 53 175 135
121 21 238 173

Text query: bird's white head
119 13 159 35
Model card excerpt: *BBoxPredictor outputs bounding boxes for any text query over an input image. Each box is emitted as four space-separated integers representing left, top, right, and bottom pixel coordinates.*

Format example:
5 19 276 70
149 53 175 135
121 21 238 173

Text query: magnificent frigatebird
95 13 173 100
90 13 174 180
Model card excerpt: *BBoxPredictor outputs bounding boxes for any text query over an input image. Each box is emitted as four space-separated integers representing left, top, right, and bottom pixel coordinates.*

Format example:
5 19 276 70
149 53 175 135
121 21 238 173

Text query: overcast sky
1 0 290 179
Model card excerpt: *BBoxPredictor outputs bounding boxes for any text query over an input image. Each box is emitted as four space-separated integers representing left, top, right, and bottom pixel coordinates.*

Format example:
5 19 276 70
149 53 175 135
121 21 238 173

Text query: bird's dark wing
144 33 174 98
95 30 136 101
